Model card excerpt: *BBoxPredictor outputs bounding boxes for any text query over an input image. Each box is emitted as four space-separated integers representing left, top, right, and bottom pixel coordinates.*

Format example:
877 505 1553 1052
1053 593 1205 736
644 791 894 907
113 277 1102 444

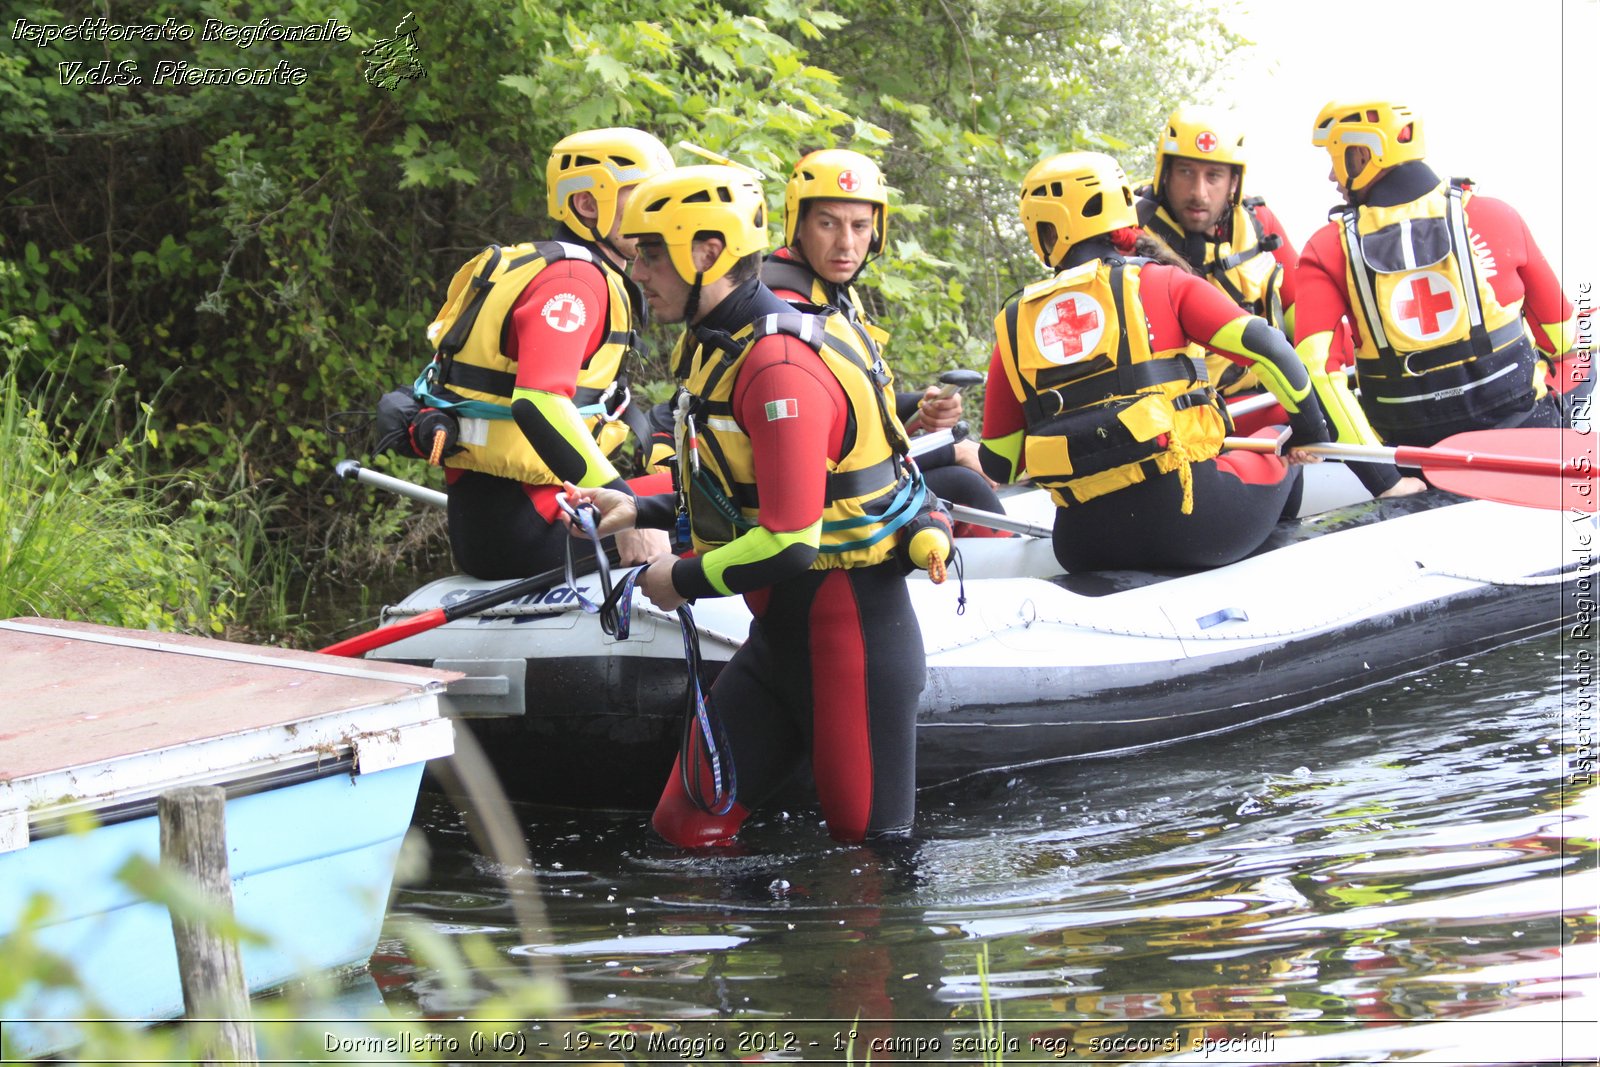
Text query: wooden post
158 786 258 1065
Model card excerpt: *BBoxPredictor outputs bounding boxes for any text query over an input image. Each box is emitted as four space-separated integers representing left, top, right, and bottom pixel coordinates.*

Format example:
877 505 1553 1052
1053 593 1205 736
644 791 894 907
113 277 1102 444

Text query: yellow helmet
620 164 770 285
1323 101 1425 194
1152 106 1248 202
782 148 889 254
1019 152 1139 267
546 127 675 240
1309 99 1359 148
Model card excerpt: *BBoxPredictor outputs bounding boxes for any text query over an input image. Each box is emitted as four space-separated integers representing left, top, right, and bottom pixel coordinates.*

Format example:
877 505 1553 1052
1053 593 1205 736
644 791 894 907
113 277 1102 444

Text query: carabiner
599 382 631 424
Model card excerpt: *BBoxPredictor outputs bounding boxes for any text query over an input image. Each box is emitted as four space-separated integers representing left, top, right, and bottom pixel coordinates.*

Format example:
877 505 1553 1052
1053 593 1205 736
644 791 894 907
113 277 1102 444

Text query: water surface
377 635 1595 1063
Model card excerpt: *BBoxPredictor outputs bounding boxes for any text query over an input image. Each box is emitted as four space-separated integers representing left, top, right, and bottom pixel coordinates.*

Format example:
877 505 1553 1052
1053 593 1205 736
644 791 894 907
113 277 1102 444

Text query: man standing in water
562 164 937 848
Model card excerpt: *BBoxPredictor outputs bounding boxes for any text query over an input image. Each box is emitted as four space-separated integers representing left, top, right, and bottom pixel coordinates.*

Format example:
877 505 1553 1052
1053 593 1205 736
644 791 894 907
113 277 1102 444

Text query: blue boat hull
0 762 423 1059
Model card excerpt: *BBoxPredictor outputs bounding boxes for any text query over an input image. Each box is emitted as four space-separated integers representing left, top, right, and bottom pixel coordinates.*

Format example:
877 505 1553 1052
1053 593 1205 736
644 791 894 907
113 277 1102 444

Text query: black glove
373 387 422 455
409 407 462 463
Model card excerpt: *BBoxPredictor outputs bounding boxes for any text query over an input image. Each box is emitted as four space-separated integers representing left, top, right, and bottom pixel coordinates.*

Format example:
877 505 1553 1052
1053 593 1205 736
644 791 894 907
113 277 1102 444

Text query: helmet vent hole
1397 123 1414 143
1081 192 1103 218
1050 182 1063 197
1031 185 1048 198
646 196 670 212
717 186 732 203
683 189 712 204
609 155 635 166
573 154 600 167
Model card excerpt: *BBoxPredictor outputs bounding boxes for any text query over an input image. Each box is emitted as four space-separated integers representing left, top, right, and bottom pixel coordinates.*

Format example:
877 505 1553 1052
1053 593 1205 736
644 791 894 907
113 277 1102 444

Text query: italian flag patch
764 398 798 421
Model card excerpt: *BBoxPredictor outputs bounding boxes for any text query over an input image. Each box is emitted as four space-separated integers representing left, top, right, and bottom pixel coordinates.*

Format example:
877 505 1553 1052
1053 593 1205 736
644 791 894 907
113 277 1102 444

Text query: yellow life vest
994 258 1227 510
414 241 635 484
672 309 921 568
1337 179 1536 439
760 254 893 353
1142 197 1285 396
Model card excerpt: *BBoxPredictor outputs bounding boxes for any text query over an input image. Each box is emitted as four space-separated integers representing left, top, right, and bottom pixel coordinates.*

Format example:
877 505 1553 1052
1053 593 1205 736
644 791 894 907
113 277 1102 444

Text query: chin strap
682 272 705 327
595 234 631 270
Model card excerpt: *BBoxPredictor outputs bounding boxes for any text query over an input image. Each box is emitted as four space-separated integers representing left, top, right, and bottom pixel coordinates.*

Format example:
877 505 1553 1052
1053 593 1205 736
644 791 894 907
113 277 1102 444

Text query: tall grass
0 347 304 640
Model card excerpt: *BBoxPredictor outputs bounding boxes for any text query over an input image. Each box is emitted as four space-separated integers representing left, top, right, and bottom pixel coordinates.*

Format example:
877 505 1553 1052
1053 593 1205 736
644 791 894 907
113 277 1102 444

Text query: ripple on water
381 635 1591 1055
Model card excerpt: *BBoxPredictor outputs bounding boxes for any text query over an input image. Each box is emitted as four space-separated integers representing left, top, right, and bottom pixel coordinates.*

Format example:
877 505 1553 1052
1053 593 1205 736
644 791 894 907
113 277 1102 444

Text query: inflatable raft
364 468 1588 808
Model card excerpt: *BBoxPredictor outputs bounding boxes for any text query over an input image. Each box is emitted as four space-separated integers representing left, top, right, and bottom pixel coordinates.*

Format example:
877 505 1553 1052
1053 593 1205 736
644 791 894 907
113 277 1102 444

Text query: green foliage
1 0 1241 598
0 345 301 639
976 942 1004 1064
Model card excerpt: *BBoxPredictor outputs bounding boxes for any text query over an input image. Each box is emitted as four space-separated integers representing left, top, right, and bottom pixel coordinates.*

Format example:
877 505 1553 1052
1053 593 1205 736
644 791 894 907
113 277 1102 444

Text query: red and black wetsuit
447 227 667 578
633 280 925 847
981 239 1325 572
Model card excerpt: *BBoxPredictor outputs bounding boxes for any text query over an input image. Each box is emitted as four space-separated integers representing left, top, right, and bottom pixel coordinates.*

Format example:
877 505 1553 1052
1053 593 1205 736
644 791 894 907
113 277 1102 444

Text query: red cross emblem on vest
541 292 588 333
1035 292 1104 365
1194 130 1218 153
836 170 861 193
1389 270 1459 341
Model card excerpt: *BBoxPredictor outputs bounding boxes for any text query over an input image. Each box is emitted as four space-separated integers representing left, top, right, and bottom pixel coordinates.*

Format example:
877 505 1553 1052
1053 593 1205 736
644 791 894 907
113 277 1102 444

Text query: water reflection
379 637 1595 1059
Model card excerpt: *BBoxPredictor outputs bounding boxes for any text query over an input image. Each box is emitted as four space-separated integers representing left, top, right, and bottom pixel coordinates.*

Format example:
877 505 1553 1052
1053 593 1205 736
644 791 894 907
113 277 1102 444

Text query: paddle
947 502 1053 539
1224 390 1281 419
904 368 985 434
1224 427 1597 512
319 547 618 658
335 458 448 509
337 448 1044 561
326 461 627 657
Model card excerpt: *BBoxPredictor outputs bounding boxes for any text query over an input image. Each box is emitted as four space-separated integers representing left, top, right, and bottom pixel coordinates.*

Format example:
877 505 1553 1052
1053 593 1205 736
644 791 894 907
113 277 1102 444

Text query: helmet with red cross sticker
783 149 889 255
1152 106 1248 203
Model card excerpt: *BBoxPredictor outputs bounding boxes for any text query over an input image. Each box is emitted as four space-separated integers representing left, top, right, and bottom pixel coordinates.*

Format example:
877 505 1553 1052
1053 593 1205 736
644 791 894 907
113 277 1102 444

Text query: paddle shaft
327 462 626 657
1222 436 1592 479
904 369 984 434
339 427 959 518
948 502 1053 539
336 459 448 508
341 426 955 509
343 457 1046 545
1223 391 1280 419
320 549 616 657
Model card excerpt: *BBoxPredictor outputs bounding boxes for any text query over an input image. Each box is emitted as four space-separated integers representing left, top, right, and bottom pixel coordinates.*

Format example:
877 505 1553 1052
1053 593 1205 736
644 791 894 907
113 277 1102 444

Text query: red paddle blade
1421 428 1597 512
320 608 447 658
